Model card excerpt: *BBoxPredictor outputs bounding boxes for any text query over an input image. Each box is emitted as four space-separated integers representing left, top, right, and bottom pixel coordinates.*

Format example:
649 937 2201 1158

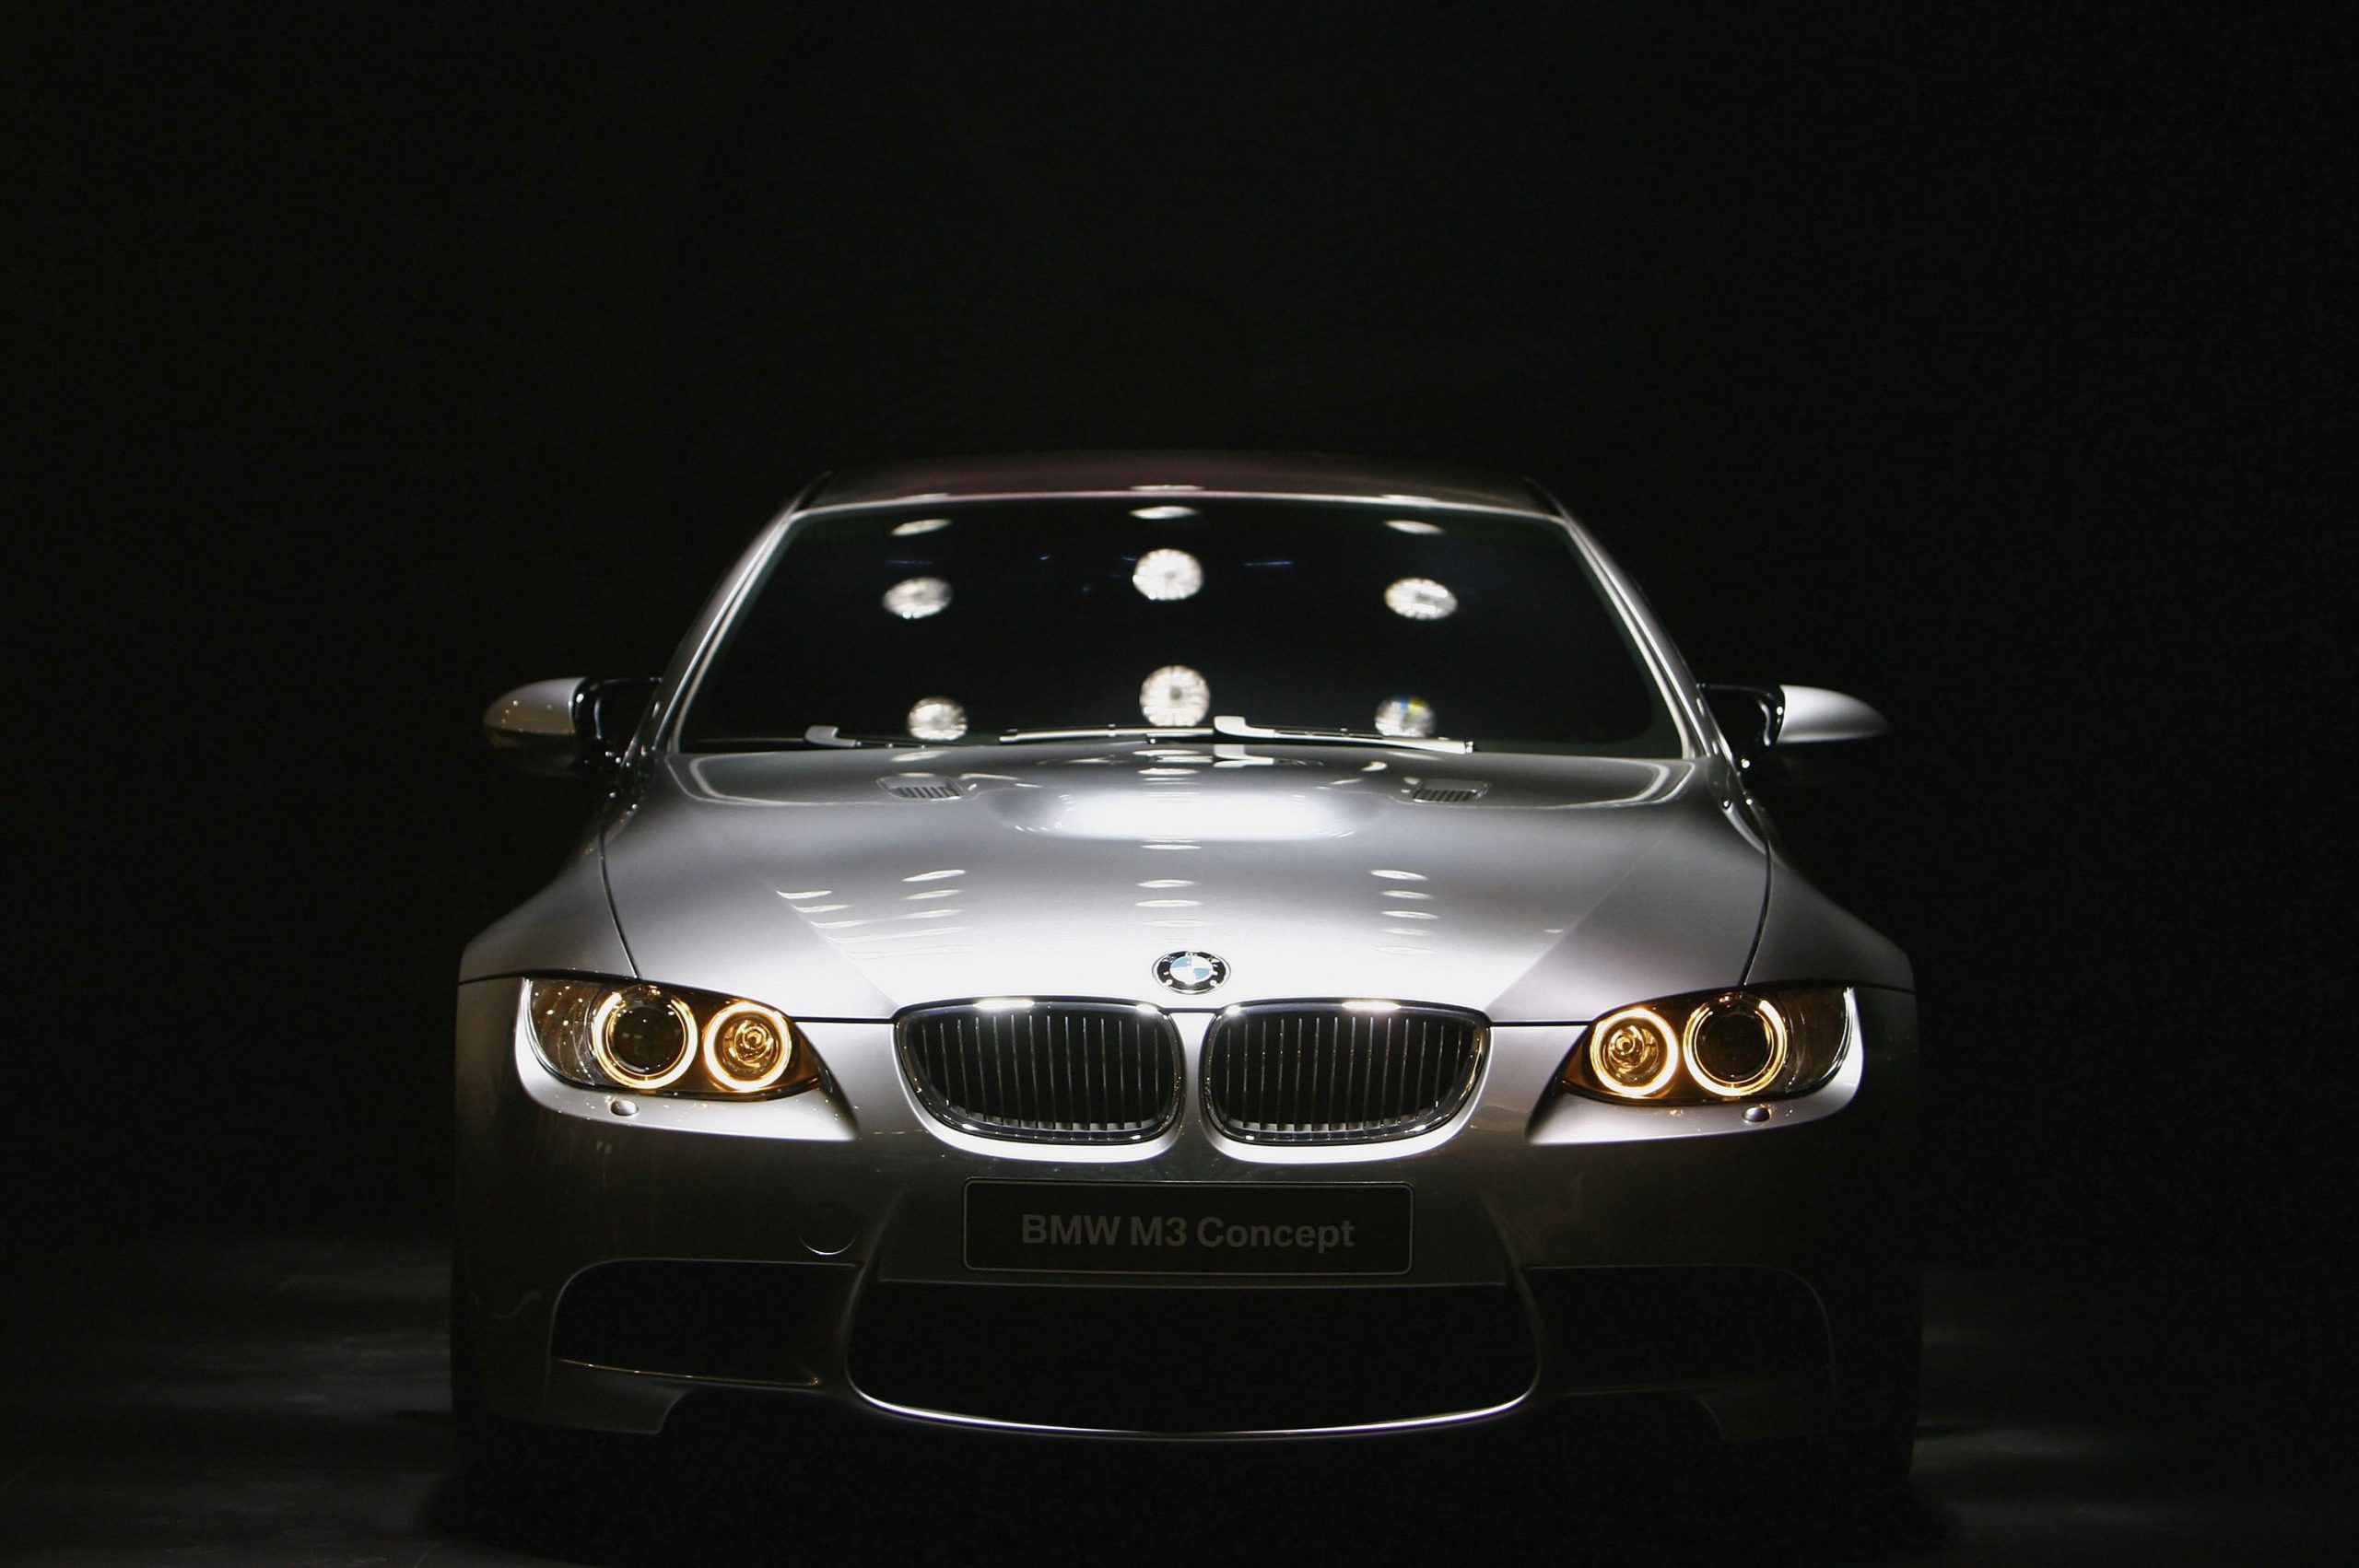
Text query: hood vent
882 778 960 801
1406 780 1490 804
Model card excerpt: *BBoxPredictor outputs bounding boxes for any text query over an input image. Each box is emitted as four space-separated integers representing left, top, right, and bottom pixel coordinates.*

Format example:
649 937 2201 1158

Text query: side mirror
1699 683 1889 775
483 677 655 776
1775 685 1889 746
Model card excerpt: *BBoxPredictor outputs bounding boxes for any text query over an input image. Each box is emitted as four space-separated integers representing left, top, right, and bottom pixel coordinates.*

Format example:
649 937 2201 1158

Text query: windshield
677 498 1679 754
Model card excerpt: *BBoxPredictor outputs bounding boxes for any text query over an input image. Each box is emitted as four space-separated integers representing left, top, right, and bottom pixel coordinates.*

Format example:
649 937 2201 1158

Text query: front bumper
454 980 1917 1440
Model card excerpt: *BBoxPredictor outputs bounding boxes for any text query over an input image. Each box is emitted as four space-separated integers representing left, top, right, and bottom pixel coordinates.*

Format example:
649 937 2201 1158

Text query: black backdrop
17 5 2346 1265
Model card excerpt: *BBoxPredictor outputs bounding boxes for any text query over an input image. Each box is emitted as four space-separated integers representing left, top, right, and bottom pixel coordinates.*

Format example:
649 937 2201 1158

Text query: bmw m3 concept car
458 451 1916 1478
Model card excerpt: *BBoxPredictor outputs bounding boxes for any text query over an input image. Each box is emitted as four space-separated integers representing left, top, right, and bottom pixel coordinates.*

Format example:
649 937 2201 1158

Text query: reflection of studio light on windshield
1131 506 1198 521
1140 664 1211 725
1133 549 1203 601
1385 518 1444 536
884 577 952 618
891 516 953 536
1385 578 1457 620
906 697 968 740
1375 696 1438 737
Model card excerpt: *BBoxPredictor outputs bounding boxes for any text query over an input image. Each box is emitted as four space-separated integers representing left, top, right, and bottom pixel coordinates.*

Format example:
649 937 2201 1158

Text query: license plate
965 1181 1413 1275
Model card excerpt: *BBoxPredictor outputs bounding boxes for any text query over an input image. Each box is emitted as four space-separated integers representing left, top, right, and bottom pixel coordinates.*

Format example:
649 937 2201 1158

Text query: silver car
456 451 1917 1483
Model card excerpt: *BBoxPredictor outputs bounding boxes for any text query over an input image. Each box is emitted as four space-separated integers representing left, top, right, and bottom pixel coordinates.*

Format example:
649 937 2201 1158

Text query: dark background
15 4 2346 1270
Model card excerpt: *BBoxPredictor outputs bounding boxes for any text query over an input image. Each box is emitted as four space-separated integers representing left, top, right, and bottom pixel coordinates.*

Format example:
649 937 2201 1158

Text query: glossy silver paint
481 677 591 775
1776 684 1891 746
457 452 1916 1443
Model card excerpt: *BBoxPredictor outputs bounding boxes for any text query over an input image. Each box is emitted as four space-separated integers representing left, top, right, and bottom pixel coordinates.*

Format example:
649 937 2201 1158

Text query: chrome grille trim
897 1000 1182 1143
1202 1001 1488 1144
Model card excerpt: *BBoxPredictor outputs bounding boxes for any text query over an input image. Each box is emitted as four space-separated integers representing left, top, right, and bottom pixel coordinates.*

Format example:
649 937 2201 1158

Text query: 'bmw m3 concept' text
458 452 1916 1480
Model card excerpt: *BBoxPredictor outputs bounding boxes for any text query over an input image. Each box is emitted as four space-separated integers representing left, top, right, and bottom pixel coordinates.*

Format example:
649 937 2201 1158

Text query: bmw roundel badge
1154 951 1228 994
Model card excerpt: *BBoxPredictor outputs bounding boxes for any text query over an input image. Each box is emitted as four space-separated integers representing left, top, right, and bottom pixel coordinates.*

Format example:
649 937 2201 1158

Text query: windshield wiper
999 725 1214 743
993 719 1472 753
801 727 925 748
1210 714 1473 755
681 731 931 750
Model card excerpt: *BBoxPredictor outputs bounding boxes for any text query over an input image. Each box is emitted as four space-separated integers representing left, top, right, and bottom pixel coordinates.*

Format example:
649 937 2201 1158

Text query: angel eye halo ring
1682 992 1790 1097
591 986 698 1090
702 1000 796 1092
531 978 820 1100
1588 1005 1681 1097
1556 983 1848 1106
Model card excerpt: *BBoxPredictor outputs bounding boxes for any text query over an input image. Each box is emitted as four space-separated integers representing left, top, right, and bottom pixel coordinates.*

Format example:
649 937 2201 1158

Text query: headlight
527 978 820 1099
1558 984 1849 1105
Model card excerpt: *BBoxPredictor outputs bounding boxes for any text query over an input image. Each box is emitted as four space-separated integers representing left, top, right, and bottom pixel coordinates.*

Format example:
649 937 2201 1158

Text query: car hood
600 741 1767 1023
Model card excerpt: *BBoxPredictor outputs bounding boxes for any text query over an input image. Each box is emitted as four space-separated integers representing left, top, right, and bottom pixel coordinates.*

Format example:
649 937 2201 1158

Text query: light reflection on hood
604 742 1759 1022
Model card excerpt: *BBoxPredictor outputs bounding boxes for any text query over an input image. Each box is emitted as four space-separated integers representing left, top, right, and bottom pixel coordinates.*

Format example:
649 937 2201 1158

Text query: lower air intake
850 1281 1532 1432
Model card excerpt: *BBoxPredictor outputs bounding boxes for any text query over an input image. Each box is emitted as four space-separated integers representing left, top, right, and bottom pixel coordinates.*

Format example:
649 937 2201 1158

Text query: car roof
806 451 1555 516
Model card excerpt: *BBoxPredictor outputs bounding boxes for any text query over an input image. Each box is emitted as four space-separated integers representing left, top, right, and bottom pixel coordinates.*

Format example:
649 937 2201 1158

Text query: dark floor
0 1239 2347 1565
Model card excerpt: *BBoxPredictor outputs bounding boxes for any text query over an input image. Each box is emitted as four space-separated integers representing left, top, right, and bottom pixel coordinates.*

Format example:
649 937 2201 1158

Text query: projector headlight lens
527 978 818 1099
1684 993 1789 1096
1559 985 1848 1105
594 986 698 1089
